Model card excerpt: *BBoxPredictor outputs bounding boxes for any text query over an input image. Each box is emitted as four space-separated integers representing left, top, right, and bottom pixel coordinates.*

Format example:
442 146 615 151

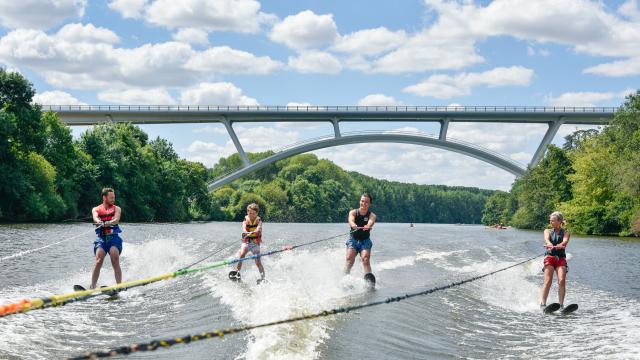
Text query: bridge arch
207 131 526 191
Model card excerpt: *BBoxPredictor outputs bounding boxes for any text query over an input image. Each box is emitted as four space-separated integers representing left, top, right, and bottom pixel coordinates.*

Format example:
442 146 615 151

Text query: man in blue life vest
344 193 377 279
90 188 123 289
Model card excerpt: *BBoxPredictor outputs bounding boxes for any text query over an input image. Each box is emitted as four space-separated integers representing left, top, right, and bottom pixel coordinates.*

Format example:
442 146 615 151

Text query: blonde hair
247 203 259 213
550 211 564 224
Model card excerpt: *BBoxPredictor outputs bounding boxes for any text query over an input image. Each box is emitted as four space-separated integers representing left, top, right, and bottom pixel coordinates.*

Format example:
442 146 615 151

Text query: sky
1 0 639 190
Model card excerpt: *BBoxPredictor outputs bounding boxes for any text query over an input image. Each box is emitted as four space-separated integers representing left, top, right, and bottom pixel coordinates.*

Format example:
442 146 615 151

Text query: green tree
560 91 640 235
481 191 515 225
510 145 573 229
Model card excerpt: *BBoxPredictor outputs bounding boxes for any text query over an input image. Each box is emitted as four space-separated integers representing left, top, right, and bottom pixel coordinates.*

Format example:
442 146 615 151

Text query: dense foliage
210 153 493 223
481 91 640 236
0 69 212 222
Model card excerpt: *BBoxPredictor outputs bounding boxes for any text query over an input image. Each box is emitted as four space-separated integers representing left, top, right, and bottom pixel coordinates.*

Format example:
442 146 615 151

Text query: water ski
561 303 578 314
228 270 242 282
101 286 119 300
72 285 119 300
256 278 268 285
364 273 376 289
543 303 561 314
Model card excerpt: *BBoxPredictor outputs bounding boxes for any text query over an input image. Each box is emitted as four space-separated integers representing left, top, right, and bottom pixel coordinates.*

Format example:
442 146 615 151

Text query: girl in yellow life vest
230 203 265 283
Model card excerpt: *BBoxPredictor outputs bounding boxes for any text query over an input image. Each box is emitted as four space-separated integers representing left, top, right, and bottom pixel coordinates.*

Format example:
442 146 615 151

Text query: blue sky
1 0 638 190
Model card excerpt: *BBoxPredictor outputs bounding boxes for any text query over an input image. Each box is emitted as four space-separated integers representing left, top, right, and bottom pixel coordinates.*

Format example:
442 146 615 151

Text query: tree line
1 69 212 222
481 91 640 236
209 151 493 223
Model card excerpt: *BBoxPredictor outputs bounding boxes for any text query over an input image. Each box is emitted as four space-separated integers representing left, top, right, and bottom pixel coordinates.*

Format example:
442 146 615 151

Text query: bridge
44 105 616 190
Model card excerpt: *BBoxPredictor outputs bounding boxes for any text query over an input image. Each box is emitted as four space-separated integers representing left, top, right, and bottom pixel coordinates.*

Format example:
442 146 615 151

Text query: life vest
351 209 371 241
545 228 566 258
95 204 120 237
243 216 262 244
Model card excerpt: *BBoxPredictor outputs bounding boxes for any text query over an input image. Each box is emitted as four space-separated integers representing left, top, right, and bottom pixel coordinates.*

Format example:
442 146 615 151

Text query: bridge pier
439 118 449 140
222 117 251 166
332 117 341 138
530 117 565 168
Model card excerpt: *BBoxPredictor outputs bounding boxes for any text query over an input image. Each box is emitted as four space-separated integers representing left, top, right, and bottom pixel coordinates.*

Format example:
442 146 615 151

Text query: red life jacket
243 216 262 244
97 204 116 235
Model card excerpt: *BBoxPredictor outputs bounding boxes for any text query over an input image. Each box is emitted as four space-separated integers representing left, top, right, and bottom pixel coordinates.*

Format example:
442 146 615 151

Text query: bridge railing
41 104 618 113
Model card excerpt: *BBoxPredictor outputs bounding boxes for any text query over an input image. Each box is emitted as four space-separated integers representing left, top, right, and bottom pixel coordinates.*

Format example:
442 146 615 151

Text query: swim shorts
346 238 373 253
94 235 123 255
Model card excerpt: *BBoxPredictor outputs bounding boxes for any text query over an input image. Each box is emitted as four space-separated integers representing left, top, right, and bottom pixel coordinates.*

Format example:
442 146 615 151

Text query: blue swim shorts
93 235 123 255
346 238 373 253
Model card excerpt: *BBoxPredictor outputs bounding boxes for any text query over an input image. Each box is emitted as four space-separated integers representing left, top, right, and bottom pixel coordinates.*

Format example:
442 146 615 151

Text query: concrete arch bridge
45 105 615 191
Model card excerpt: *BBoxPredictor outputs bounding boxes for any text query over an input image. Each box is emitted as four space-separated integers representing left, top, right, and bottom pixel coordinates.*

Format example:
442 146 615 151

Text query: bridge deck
45 105 615 125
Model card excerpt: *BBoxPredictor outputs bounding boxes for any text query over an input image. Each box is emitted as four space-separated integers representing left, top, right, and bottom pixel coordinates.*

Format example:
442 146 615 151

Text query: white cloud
234 125 300 152
32 90 86 105
185 46 282 74
357 94 399 106
420 0 640 75
186 140 233 167
403 66 534 99
145 0 268 33
186 125 302 166
193 125 228 134
187 124 306 166
108 0 148 19
0 28 119 81
270 10 339 50
0 0 86 30
56 23 120 44
371 30 483 73
0 28 280 90
510 152 532 163
314 144 516 190
286 102 313 107
172 28 209 46
447 122 546 156
98 88 176 105
343 55 371 72
333 27 407 56
553 124 604 146
618 0 640 20
115 42 197 87
583 57 640 77
545 89 633 107
383 126 421 134
288 51 342 74
334 0 640 75
180 82 259 105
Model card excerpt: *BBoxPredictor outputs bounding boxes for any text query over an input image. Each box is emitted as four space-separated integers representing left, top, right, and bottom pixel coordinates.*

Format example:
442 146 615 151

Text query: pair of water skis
72 285 120 300
542 303 578 315
227 270 267 285
228 271 377 290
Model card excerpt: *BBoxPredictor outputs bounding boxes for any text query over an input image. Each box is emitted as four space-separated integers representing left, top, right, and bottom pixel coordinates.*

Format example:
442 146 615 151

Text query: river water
0 222 638 359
